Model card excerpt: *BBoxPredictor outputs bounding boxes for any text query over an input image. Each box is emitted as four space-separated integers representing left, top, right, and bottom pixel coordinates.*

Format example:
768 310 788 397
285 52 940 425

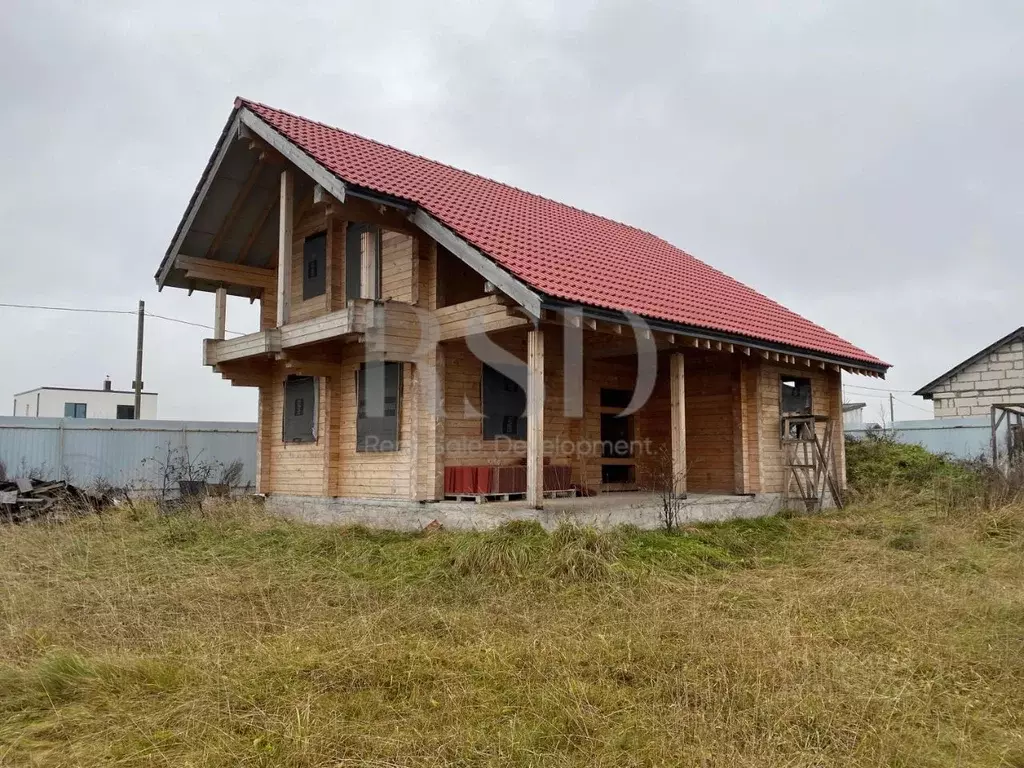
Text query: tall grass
1 482 1023 765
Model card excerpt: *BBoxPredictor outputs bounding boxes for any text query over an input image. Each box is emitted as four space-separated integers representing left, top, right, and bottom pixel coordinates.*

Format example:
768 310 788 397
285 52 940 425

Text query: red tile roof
240 98 886 368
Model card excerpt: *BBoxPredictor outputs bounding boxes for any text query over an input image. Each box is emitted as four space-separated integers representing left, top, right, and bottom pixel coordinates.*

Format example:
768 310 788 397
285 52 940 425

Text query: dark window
780 376 812 415
601 464 635 484
357 361 401 451
345 224 382 301
600 388 633 410
64 402 87 418
780 376 813 438
600 413 633 458
303 232 327 299
482 363 527 440
116 404 135 419
283 376 317 443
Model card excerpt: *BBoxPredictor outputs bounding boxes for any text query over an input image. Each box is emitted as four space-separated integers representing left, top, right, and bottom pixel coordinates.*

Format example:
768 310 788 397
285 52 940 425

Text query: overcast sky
1 1 1021 423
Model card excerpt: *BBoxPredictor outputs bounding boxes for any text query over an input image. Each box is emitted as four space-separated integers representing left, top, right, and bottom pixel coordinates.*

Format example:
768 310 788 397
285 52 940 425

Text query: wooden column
276 169 294 327
526 327 545 509
733 359 750 494
360 229 379 300
213 286 227 340
670 352 687 497
829 370 847 490
430 344 446 500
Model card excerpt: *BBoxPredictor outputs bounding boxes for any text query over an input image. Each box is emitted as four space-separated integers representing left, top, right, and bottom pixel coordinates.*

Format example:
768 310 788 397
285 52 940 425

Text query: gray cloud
1 0 1021 422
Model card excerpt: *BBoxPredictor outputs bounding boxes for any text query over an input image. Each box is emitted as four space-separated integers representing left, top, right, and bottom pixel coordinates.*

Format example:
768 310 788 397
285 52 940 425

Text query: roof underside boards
156 97 887 369
158 112 311 296
915 327 1024 397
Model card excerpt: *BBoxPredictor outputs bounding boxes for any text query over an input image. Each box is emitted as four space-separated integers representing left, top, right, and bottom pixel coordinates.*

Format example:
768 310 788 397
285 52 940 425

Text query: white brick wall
930 338 1024 419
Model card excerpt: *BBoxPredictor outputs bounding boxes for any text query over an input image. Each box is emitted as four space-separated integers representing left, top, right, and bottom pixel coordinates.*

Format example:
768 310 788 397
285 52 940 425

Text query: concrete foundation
266 491 786 532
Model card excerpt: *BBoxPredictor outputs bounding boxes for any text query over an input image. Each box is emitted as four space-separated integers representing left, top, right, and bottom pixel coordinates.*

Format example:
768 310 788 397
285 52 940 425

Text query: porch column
526 327 545 509
670 352 687 497
733 359 750 494
276 169 294 327
213 286 227 340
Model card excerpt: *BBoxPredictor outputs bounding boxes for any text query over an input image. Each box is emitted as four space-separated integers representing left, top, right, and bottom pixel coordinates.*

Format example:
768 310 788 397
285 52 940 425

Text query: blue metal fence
847 417 998 461
0 417 257 492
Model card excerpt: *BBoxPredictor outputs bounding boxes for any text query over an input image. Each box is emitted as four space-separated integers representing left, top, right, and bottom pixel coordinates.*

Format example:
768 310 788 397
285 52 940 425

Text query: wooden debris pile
0 478 113 523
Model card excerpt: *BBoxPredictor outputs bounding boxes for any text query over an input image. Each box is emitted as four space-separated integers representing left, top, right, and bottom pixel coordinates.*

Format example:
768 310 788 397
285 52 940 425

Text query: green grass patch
1 497 1023 766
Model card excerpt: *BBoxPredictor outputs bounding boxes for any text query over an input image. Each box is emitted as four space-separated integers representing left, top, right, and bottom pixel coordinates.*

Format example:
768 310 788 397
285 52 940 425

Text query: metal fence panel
0 417 257 492
847 417 997 461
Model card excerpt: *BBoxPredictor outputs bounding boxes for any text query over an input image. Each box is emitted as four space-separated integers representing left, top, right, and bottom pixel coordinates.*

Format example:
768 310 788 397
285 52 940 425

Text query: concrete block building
12 379 158 420
916 327 1024 417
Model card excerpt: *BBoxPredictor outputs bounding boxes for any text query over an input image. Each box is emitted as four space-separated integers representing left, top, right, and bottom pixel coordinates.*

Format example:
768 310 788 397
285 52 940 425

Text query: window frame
356 361 402 452
64 402 87 419
779 375 813 439
282 375 318 444
116 404 135 420
302 230 327 300
481 363 527 441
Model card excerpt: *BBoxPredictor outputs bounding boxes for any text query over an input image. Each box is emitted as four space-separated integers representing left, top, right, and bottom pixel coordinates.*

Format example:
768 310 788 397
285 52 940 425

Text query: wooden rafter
206 160 264 262
235 193 277 265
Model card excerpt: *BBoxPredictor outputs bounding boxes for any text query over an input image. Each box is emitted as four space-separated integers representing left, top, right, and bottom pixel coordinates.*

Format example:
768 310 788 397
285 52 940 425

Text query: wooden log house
154 99 889 526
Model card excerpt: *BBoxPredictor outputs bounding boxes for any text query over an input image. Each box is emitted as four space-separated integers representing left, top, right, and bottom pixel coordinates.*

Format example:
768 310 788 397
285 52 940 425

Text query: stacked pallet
0 478 112 523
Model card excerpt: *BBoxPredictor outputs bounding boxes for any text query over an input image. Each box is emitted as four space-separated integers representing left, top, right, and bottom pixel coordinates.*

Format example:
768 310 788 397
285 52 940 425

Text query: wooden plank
213 287 227 340
277 169 293 326
240 109 348 205
178 257 276 291
409 209 542 319
670 352 687 497
526 328 544 509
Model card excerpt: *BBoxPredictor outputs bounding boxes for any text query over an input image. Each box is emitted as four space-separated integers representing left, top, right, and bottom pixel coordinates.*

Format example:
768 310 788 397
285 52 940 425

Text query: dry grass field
1 440 1023 766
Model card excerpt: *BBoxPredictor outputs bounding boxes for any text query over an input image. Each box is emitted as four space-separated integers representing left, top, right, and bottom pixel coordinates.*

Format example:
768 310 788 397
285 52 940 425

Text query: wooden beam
526 328 545 509
733 360 749 494
178 256 276 291
409 209 542 319
214 287 227 340
277 169 294 326
206 160 264 261
670 352 687 497
239 109 348 205
157 112 241 289
360 228 379 300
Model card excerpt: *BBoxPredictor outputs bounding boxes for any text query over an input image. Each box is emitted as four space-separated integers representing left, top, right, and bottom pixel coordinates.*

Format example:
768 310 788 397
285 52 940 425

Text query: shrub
846 431 979 496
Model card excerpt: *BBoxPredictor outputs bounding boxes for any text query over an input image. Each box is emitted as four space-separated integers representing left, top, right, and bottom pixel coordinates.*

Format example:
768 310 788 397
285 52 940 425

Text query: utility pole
889 392 895 425
133 299 145 420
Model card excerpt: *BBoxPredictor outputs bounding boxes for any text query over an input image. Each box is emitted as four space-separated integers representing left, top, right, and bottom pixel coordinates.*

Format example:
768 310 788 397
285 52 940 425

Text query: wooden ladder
782 417 843 512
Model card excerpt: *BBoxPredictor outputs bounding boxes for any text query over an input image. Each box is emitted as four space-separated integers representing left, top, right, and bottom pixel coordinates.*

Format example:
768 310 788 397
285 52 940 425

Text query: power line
893 395 934 414
0 301 135 317
844 383 919 394
0 301 245 336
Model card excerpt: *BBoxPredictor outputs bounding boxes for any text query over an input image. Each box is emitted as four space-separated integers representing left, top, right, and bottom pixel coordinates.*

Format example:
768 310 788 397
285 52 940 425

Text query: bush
846 431 979 496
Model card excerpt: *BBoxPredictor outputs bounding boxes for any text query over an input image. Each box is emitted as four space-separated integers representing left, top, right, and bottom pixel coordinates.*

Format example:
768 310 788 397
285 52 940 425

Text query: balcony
204 303 363 368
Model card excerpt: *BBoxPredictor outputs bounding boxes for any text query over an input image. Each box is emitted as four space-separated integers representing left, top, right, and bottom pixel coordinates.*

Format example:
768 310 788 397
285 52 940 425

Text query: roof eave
541 298 889 376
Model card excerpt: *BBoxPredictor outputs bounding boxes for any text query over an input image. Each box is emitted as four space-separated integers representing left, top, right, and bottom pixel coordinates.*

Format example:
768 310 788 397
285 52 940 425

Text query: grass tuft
1 490 1023 766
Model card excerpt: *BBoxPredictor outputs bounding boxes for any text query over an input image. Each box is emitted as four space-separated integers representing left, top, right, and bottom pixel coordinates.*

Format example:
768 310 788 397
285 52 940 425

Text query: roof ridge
236 96 669 243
